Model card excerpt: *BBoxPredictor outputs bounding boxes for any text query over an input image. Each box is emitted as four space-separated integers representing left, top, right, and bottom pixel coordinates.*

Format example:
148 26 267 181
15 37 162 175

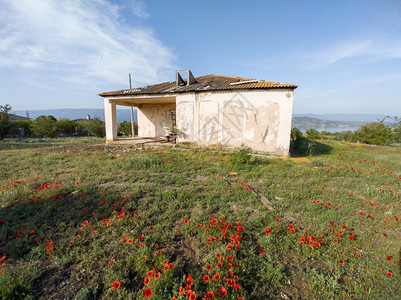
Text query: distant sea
11 108 137 124
296 126 360 133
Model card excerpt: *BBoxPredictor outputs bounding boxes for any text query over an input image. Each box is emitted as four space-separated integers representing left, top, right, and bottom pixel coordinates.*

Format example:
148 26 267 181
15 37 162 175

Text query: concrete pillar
104 98 117 142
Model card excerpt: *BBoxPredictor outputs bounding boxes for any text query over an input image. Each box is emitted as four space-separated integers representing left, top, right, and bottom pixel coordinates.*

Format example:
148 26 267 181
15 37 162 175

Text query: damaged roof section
99 73 297 97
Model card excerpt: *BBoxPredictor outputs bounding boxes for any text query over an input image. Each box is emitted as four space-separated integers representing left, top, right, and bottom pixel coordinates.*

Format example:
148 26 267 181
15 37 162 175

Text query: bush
31 115 58 138
305 128 321 140
55 118 77 136
118 120 138 136
352 122 396 145
75 121 90 136
229 147 252 169
87 117 105 138
9 120 33 137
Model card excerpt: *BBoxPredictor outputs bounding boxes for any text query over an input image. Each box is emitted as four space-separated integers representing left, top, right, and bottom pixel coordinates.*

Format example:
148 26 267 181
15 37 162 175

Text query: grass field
0 137 400 299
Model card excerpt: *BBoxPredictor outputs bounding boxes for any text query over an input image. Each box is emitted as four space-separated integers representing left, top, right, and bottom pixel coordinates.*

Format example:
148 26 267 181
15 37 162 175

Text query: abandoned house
98 70 297 155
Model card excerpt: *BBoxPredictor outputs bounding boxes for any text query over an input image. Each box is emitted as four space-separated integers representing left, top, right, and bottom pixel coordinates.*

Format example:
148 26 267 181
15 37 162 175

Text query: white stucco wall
137 104 176 137
176 90 294 155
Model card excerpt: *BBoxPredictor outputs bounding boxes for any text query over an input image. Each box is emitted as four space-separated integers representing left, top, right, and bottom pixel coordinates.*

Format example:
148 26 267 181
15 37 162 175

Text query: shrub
229 147 252 169
305 128 321 140
75 121 90 136
9 120 33 137
87 117 105 138
290 128 306 148
55 118 77 136
352 122 396 145
31 115 58 138
118 121 138 136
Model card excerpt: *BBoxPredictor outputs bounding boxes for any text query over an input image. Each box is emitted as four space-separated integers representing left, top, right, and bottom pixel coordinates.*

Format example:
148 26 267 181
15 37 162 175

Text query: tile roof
99 74 297 97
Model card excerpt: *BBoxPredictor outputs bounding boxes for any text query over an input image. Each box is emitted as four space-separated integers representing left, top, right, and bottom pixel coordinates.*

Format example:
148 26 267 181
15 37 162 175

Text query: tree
0 104 12 140
31 115 58 138
87 117 105 138
386 116 401 143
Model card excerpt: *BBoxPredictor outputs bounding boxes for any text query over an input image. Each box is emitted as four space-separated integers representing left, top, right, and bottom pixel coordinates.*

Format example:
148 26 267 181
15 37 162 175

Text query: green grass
0 138 400 299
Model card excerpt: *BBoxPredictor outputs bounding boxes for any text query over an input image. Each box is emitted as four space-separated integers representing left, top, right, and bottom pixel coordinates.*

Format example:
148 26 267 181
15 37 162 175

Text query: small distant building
7 114 30 122
99 70 297 155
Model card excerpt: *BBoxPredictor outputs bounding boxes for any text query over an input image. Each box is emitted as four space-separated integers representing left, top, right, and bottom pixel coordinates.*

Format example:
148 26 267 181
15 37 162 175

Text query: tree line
0 104 137 140
291 117 401 154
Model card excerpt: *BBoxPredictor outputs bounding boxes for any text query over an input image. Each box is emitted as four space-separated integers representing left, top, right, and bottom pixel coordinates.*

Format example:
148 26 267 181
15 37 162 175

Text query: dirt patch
283 211 301 223
229 202 259 215
194 175 209 181
30 259 86 299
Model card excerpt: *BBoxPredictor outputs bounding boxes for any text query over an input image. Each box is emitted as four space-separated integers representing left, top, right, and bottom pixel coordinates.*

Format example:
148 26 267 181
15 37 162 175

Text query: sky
1 0 401 115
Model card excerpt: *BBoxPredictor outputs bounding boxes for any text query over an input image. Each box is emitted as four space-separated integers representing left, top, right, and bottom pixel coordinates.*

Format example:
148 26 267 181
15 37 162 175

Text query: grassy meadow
0 137 400 299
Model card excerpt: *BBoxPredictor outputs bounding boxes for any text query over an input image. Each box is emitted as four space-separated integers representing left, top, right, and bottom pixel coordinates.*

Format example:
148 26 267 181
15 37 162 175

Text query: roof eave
99 85 297 98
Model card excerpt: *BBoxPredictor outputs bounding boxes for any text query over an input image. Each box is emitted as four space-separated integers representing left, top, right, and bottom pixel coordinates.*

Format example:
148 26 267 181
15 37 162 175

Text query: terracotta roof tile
99 74 297 97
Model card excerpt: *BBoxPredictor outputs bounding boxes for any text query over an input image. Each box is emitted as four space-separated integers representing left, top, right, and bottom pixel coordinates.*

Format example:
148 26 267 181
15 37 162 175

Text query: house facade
99 70 297 155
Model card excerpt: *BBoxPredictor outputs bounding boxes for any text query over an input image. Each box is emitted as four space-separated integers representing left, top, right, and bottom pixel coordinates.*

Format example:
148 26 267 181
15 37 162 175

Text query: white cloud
0 0 175 87
301 37 401 69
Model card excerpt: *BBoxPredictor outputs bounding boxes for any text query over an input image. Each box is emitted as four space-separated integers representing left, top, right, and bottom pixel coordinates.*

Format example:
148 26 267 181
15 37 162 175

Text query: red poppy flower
189 292 196 300
387 271 393 276
108 259 115 264
47 247 53 253
184 219 188 224
171 298 177 300
111 281 121 290
45 241 52 247
339 259 345 265
0 256 5 261
186 275 193 285
387 256 392 261
69 241 74 246
275 217 280 221
206 291 215 299
144 277 150 285
214 273 221 281
206 264 212 270
259 248 265 254
265 227 272 234
203 275 210 282
143 287 152 298
218 286 227 296
178 286 184 295
217 261 223 268
149 226 154 230
154 272 161 279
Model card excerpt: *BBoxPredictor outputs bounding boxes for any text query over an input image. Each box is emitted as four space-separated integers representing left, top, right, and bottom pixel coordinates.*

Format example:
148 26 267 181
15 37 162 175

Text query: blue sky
1 0 400 115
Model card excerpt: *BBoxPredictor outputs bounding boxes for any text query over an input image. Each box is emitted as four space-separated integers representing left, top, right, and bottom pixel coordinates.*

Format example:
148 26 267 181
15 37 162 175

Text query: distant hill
293 113 395 124
292 116 361 129
11 108 137 123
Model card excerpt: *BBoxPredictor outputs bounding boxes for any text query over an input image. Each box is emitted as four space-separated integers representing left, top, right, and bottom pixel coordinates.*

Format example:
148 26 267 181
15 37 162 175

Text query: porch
103 94 177 143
